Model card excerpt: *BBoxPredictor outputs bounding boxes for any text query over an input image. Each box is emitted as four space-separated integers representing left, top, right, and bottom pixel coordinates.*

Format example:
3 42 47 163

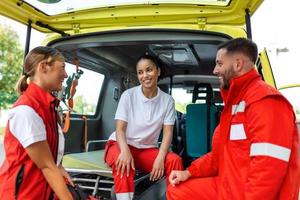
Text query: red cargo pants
104 140 183 200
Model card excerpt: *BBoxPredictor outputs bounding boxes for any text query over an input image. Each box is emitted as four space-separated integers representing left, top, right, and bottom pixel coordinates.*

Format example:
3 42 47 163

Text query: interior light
37 0 61 3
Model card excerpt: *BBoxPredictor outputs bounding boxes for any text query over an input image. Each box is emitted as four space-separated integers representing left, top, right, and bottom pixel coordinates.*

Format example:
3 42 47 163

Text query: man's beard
221 65 235 90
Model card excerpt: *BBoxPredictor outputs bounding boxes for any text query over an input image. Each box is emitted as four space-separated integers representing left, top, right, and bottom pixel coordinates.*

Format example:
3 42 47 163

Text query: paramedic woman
104 54 183 200
0 46 73 200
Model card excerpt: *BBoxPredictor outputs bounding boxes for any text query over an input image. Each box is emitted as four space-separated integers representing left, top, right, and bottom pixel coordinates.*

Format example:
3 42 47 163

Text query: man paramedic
167 38 300 200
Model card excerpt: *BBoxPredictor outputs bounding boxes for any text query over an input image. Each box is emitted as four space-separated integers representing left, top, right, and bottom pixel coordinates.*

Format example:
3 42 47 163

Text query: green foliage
73 95 96 115
175 102 190 114
0 24 23 109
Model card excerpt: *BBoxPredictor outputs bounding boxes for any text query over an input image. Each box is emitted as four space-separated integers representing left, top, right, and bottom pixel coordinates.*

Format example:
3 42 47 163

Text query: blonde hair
16 46 64 94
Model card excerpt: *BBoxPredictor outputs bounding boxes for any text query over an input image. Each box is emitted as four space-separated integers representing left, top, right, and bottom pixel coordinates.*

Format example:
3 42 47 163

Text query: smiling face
43 60 68 92
213 48 237 90
136 58 160 91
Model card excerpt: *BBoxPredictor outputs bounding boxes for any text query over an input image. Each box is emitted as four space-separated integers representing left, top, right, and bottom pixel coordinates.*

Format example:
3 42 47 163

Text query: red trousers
104 140 183 199
166 177 218 200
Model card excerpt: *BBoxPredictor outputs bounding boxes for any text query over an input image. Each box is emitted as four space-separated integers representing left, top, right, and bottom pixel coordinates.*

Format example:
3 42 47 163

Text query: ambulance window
172 88 193 114
60 63 104 116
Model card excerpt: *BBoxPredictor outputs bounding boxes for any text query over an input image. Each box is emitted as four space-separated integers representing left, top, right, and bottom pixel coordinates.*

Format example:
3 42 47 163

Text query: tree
0 24 23 109
73 95 86 114
73 95 96 115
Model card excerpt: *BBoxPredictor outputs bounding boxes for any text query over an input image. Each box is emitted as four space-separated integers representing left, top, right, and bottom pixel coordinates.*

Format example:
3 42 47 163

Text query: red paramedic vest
0 82 59 200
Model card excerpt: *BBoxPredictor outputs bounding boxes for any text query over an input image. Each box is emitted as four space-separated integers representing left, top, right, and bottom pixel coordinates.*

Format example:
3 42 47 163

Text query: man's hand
169 170 191 186
115 148 135 178
150 155 165 181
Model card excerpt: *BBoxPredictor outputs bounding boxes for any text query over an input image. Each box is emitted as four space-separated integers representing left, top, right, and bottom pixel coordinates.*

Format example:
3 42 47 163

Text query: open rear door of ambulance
257 48 300 126
256 48 277 88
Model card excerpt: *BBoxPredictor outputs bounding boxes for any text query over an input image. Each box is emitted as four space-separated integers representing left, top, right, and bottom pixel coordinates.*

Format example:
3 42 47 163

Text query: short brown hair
16 46 64 94
218 38 258 63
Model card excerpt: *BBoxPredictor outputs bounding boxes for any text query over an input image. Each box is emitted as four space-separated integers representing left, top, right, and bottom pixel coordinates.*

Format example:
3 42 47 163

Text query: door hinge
72 23 80 34
197 18 206 30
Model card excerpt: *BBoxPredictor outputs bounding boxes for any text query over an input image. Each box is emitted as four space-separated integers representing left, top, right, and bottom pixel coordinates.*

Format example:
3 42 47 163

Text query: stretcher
62 140 149 199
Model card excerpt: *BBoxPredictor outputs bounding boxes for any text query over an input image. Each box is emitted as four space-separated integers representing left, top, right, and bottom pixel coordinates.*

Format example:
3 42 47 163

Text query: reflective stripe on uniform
230 124 247 140
232 101 246 115
116 192 134 200
250 143 291 162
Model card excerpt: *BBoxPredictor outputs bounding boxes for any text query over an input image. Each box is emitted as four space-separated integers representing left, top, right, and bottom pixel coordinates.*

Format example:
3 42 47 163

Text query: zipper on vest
43 184 49 200
54 100 60 164
49 102 59 162
14 164 25 200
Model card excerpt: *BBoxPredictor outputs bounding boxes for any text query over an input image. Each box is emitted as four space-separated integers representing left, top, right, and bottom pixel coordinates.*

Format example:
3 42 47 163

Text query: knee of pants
167 177 218 200
166 184 181 200
165 153 183 170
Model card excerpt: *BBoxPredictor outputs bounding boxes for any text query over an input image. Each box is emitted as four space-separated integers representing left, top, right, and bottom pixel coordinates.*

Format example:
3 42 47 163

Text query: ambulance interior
54 30 228 199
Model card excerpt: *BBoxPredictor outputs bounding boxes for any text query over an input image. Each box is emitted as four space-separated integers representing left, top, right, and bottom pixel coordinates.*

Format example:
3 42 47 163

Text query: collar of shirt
138 85 161 103
220 68 261 105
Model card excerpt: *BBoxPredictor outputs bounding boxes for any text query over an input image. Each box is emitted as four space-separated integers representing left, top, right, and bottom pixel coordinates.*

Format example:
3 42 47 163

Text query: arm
150 124 173 181
58 165 74 186
25 141 72 200
169 124 221 185
113 91 134 177
159 124 173 157
150 97 176 181
245 97 294 200
115 119 135 178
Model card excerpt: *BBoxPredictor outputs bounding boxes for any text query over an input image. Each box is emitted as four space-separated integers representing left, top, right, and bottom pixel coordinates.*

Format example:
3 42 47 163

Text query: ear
36 61 48 74
234 58 243 73
157 67 161 76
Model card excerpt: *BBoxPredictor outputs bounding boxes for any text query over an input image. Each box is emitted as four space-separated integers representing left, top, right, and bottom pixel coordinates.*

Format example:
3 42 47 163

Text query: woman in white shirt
105 54 183 200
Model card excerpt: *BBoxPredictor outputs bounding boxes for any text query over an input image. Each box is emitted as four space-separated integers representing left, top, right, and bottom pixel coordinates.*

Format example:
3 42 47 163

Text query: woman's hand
59 165 74 186
25 141 72 200
115 148 135 178
150 155 165 181
115 119 134 178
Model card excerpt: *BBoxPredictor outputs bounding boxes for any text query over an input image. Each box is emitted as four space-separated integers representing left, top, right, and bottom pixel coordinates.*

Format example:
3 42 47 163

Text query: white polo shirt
108 85 175 148
8 105 65 165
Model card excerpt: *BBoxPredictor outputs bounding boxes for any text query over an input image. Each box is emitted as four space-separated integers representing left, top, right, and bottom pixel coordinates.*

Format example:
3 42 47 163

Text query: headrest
192 83 213 104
